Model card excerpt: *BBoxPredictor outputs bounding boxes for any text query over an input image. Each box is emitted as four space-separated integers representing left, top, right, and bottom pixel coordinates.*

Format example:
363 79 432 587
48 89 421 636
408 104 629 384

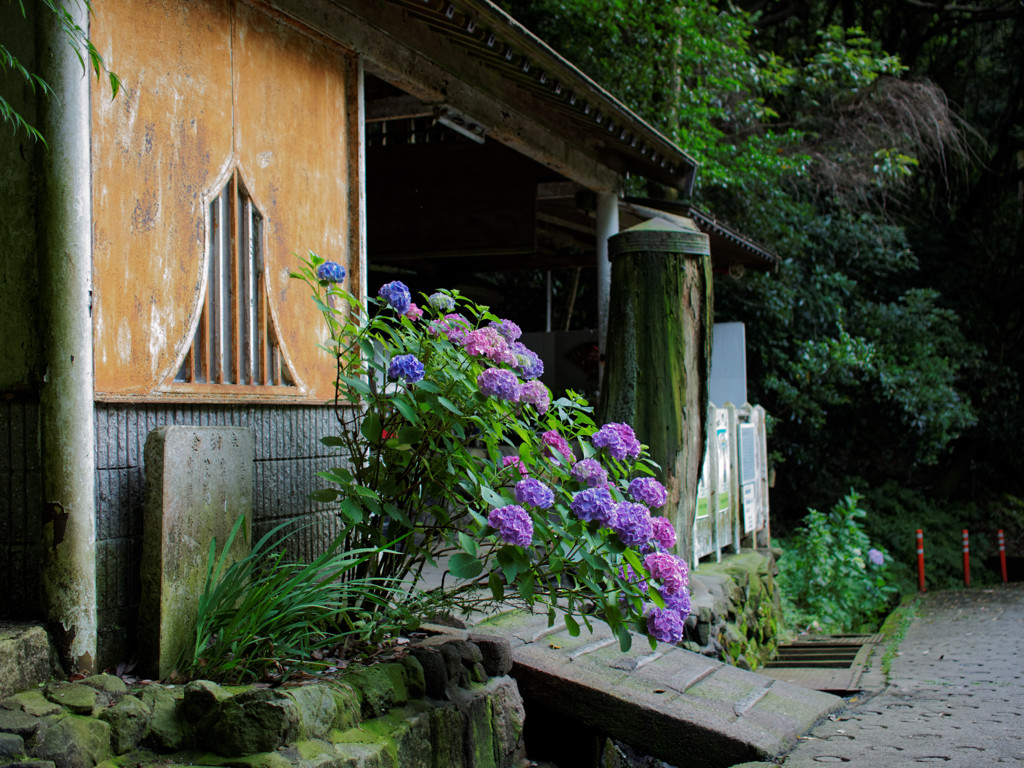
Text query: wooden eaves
261 0 699 195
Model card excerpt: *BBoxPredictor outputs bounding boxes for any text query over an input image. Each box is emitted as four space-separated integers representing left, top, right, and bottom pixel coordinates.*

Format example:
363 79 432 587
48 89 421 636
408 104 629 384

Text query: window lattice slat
175 171 293 388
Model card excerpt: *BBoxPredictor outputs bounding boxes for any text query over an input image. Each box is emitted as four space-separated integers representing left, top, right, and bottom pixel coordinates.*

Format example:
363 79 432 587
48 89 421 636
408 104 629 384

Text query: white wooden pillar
595 191 619 355
39 0 98 673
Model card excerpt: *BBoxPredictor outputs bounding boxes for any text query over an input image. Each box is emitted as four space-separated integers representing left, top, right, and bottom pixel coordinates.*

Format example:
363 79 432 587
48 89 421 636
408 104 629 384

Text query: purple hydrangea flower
663 590 691 622
647 606 685 645
542 430 574 464
488 504 533 548
868 548 885 566
610 502 654 547
593 423 642 462
489 318 522 343
315 261 346 284
427 292 455 312
463 327 515 365
570 486 616 525
502 455 528 477
387 354 424 384
629 477 668 508
511 342 544 380
378 281 411 314
515 478 554 509
477 368 520 401
644 552 689 596
517 381 551 414
571 458 609 488
429 313 470 345
650 516 677 552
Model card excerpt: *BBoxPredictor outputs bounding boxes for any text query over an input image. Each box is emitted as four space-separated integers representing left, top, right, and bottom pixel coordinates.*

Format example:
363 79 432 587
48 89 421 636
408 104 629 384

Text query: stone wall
94 402 342 669
685 550 782 670
0 633 526 768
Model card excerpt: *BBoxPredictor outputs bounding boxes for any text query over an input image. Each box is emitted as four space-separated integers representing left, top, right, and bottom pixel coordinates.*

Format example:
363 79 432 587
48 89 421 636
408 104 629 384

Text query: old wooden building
0 0 774 672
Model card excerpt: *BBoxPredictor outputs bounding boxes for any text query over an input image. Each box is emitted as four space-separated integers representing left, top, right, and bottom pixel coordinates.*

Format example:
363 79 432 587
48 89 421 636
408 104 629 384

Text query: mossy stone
207 688 298 756
33 714 112 768
287 685 338 740
344 667 399 719
81 674 128 698
99 694 151 754
400 655 426 700
45 683 99 716
3 690 62 717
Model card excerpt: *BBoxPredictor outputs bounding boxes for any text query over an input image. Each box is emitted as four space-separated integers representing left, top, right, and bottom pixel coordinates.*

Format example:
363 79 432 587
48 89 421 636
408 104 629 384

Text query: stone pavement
767 584 1024 767
472 609 843 768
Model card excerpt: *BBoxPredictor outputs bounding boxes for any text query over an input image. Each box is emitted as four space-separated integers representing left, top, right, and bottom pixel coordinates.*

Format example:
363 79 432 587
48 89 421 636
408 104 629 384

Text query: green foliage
182 514 412 683
498 0 808 195
777 491 897 633
2 0 120 143
293 252 691 651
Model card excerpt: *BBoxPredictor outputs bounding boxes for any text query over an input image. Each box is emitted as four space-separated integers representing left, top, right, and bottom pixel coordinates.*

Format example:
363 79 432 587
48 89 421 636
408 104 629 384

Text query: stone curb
0 635 526 768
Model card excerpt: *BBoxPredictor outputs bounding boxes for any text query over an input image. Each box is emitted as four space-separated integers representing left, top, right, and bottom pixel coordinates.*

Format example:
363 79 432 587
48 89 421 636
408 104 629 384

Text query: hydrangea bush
293 251 691 650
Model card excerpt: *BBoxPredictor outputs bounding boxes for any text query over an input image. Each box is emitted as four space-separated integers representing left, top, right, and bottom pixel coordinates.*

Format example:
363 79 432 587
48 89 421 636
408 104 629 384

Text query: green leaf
393 397 420 424
564 614 580 637
497 546 519 584
308 488 339 503
398 425 424 445
436 396 462 415
517 574 535 604
458 533 478 557
320 435 347 447
448 553 484 580
618 625 633 653
480 486 507 507
488 571 505 602
360 412 383 443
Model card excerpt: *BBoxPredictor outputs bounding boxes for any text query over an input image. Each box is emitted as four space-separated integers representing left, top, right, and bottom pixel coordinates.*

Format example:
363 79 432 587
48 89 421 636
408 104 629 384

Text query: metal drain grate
760 634 881 692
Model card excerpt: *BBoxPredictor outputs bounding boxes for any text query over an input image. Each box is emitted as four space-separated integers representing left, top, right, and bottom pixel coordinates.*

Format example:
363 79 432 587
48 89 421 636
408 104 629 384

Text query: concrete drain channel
760 634 882 694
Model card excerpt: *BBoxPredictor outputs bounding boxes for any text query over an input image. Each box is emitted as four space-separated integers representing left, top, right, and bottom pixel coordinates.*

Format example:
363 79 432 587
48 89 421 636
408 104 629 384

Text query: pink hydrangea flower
541 430 574 464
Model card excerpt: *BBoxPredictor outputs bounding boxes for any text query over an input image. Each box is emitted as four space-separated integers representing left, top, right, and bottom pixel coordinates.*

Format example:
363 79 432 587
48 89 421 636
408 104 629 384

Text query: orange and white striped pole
916 529 926 592
999 529 1008 583
962 529 971 587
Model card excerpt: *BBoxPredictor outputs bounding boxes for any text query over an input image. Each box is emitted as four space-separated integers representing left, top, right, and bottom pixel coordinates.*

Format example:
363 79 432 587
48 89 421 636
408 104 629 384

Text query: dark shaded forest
500 0 1024 587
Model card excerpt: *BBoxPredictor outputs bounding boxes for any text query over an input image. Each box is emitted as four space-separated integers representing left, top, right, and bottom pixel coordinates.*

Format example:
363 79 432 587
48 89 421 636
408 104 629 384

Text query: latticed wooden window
175 170 294 386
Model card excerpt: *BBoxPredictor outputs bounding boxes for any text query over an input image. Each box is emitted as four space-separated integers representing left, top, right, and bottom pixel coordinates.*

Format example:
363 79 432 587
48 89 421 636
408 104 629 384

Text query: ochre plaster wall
90 0 360 402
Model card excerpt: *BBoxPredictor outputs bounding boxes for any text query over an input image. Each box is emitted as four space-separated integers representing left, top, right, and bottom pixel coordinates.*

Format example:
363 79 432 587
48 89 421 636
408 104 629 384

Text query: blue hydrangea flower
593 423 642 461
387 354 424 383
427 292 455 312
663 590 691 622
378 281 411 314
868 548 885 566
571 458 609 488
515 478 554 509
477 368 520 401
511 342 544 380
489 318 522 343
646 606 684 645
629 477 667 508
315 261 346 284
488 504 533 548
570 486 616 525
610 502 654 547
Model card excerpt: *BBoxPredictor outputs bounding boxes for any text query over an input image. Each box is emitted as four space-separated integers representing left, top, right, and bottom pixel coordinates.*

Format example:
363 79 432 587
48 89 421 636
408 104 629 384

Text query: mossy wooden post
598 218 713 560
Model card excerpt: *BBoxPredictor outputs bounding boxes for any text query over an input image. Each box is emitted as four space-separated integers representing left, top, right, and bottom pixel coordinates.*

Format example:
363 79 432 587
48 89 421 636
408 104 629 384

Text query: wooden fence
692 403 770 565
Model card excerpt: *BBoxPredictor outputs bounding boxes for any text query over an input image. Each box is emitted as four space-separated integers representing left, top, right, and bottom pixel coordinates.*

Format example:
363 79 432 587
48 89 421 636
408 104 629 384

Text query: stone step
473 610 843 768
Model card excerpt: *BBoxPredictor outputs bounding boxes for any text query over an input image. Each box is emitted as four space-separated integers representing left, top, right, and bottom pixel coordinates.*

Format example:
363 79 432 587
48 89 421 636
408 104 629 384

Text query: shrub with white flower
293 251 691 650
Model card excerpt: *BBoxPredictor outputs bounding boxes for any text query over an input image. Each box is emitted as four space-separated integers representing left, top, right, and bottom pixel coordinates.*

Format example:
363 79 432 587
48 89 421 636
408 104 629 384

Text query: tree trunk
598 218 713 561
